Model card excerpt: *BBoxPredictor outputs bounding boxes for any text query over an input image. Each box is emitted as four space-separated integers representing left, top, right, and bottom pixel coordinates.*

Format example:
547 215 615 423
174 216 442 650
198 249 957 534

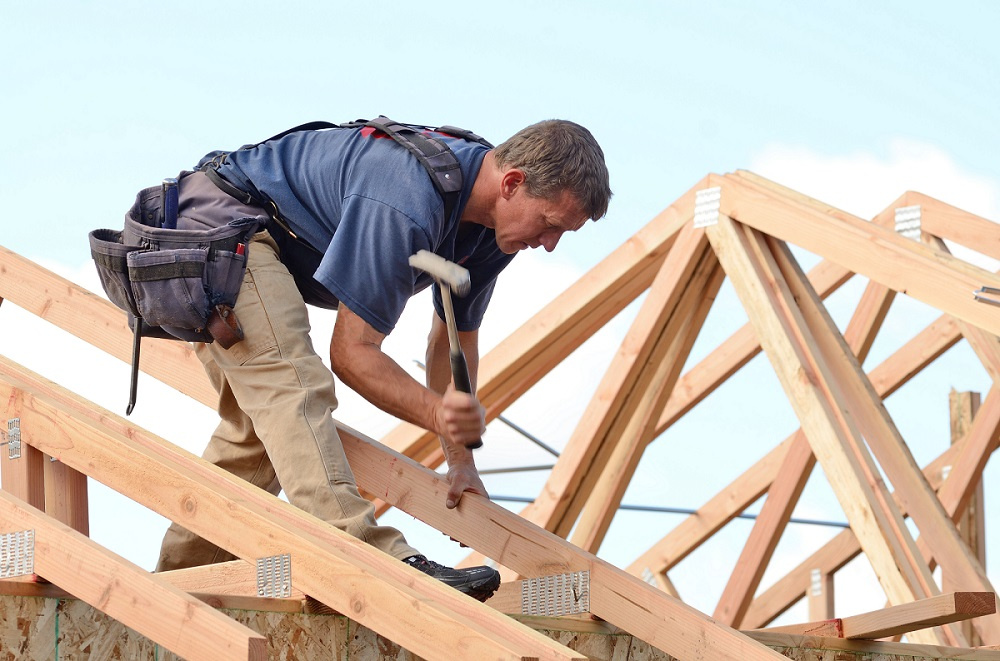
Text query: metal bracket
974 286 1000 306
0 529 35 579
3 419 21 459
894 205 921 240
521 570 590 616
256 553 292 598
641 567 658 587
809 568 823 596
693 187 722 228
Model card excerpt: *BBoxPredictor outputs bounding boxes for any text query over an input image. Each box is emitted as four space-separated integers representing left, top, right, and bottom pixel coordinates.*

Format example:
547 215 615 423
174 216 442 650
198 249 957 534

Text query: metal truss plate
895 205 921 240
256 553 291 598
693 187 722 228
521 570 590 616
7 418 20 459
1 529 35 579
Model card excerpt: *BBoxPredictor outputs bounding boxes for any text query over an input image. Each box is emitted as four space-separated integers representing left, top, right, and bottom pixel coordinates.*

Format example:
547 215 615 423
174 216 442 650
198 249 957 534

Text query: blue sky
2 1 999 626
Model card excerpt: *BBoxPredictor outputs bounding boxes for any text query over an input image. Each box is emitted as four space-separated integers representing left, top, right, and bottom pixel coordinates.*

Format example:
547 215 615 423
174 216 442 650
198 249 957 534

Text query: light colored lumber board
950 390 987 647
713 433 815 626
157 560 306 600
719 172 1000 337
523 224 713 541
807 568 835 621
742 429 979 630
767 232 997 643
337 425 788 660
655 257 853 433
760 592 997 641
0 489 266 660
714 275 892 627
569 230 724 552
0 357 584 661
907 191 1000 263
705 213 941 642
0 244 217 406
43 458 88 535
631 306 958 581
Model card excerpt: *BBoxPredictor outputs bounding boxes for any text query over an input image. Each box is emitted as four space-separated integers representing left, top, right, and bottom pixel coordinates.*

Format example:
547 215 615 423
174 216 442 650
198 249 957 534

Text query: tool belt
89 176 266 413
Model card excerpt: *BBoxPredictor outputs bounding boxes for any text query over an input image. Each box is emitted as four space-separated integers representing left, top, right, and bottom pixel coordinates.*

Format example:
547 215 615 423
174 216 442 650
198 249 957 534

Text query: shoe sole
461 572 501 602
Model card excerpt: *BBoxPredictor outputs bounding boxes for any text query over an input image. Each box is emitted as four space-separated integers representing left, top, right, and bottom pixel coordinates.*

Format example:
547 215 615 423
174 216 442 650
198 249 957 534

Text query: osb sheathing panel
8 594 1000 661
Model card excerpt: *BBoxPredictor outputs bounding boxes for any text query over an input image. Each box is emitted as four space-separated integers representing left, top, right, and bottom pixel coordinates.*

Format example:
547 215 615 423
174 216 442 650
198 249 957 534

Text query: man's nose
539 232 562 252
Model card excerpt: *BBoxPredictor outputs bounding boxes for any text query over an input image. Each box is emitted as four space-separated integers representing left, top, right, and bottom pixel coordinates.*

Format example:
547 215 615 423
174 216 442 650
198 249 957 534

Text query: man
154 118 612 601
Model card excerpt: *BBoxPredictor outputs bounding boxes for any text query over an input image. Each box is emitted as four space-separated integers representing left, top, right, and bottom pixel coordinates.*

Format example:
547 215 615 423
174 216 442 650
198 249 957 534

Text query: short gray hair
493 120 612 220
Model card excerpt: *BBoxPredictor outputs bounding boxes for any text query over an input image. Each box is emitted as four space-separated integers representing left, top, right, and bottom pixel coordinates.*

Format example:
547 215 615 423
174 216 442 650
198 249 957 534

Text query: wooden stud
807 568 835 622
43 458 88 536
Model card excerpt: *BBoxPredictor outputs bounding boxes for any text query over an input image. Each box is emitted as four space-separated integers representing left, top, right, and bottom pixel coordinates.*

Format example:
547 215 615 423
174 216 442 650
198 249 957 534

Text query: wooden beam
630 307 960 581
705 212 942 644
760 592 997 641
522 224 712 540
713 277 893 627
720 172 1000 337
807 568 835 622
570 228 724 552
0 357 584 661
655 258 853 433
337 426 788 660
0 489 266 660
747 630 1000 661
742 427 986 631
949 390 987 647
43 458 88 536
157 560 306 600
0 244 217 406
713 432 814 626
907 191 1000 263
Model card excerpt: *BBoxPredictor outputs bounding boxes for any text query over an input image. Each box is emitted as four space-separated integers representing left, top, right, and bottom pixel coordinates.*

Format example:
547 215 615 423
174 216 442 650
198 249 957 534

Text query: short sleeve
314 194 432 335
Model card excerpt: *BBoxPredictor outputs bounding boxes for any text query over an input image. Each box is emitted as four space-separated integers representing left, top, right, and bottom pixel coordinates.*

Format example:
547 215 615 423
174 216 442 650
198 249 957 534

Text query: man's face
493 175 589 255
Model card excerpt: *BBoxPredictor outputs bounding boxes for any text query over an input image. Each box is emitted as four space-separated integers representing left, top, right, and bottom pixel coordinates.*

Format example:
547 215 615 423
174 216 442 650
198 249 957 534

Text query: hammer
408 250 483 449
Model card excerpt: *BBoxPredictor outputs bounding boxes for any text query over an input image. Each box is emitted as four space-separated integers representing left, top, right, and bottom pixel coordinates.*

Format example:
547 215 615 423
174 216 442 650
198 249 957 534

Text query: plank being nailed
0 358 584 661
337 425 788 661
758 592 997 641
0 489 266 661
717 172 1000 337
705 215 943 644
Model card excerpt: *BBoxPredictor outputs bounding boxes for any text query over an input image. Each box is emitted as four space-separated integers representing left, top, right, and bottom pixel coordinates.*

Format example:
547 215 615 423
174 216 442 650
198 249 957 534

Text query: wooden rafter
0 357 585 661
0 490 266 660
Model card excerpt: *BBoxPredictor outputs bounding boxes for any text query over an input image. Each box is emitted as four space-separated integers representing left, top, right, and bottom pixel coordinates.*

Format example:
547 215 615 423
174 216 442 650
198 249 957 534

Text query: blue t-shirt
215 126 515 335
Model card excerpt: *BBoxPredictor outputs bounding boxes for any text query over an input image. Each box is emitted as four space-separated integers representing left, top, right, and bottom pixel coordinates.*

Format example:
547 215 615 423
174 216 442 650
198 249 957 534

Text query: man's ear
499 168 526 199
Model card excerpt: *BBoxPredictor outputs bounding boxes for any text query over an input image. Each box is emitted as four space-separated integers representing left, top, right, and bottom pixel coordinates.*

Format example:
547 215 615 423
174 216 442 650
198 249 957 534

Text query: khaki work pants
156 231 418 571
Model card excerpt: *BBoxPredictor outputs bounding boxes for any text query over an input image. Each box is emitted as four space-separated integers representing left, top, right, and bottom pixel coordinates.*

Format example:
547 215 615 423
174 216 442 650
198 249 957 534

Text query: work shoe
404 555 501 602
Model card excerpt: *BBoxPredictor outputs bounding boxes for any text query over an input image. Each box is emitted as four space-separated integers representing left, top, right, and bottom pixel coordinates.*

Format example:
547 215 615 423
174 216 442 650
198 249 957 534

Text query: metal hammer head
408 250 471 297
